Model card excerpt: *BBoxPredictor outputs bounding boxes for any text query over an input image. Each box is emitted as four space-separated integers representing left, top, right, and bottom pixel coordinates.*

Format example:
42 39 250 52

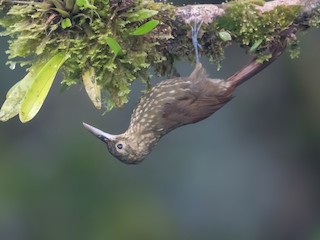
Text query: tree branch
175 0 319 23
169 0 319 90
0 0 319 122
166 0 320 62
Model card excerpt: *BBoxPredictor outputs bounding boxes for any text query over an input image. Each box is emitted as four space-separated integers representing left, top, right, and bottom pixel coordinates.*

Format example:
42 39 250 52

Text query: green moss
0 0 171 110
216 0 302 61
308 6 320 27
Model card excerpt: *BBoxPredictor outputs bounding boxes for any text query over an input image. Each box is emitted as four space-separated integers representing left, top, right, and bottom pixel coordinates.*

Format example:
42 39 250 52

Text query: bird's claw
191 20 203 63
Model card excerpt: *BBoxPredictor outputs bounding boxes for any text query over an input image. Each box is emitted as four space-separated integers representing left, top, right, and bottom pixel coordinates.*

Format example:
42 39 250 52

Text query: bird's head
83 122 150 164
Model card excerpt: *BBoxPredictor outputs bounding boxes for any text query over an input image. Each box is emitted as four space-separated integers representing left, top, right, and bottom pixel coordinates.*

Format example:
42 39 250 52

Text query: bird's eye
116 143 123 150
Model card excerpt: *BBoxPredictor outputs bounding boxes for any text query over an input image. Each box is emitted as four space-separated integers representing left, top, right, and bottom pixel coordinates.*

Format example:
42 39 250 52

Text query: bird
82 21 267 164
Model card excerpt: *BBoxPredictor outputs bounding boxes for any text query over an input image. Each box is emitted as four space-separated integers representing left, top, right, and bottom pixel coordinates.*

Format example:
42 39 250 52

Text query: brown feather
161 76 232 133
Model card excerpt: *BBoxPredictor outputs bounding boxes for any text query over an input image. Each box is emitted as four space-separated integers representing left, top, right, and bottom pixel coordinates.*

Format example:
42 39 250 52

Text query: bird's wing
161 82 232 133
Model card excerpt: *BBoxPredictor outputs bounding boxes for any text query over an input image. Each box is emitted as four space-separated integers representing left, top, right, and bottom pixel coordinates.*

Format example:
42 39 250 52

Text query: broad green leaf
6 81 22 98
131 20 159 36
218 31 232 41
61 18 72 29
127 9 158 22
106 37 122 56
0 63 46 122
82 67 101 109
19 52 70 122
249 39 263 53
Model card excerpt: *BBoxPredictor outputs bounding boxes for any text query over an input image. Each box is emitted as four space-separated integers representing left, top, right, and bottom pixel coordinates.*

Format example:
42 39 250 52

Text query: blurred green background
1 1 320 240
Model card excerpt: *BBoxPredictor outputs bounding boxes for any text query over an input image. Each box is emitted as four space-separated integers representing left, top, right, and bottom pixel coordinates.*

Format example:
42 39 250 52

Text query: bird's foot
191 20 203 63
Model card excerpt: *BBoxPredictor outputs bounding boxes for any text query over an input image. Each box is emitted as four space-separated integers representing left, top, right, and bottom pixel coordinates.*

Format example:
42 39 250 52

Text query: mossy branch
0 0 319 122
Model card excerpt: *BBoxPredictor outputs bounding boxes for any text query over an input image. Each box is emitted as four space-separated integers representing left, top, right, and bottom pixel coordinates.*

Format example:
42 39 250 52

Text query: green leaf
127 9 159 22
218 31 232 41
61 18 72 29
51 0 65 9
106 37 122 56
52 8 70 18
249 39 263 53
0 63 46 122
65 0 76 11
76 0 96 9
131 20 159 36
19 52 70 122
6 81 21 98
82 67 101 109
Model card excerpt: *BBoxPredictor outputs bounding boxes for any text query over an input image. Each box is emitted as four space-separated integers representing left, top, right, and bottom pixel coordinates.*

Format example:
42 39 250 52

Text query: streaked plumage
83 62 236 164
83 21 241 164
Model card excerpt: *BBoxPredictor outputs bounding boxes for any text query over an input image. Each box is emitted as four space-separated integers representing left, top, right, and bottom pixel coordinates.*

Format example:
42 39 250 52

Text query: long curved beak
82 122 116 142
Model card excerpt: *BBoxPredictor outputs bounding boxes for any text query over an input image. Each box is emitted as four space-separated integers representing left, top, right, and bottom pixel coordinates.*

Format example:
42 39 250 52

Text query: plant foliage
0 0 166 122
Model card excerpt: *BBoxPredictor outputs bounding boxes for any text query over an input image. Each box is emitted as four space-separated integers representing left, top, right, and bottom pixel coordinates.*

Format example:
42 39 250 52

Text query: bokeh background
1 1 320 240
